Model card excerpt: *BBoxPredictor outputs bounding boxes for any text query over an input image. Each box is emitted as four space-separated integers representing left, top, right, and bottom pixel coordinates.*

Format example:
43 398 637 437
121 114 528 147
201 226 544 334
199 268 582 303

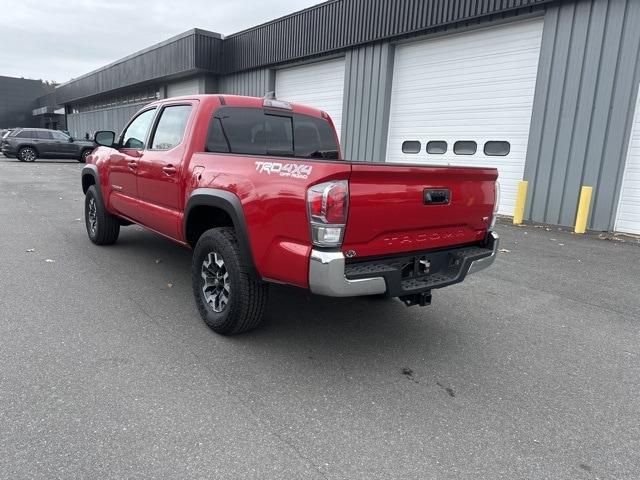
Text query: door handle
128 161 137 170
162 165 177 175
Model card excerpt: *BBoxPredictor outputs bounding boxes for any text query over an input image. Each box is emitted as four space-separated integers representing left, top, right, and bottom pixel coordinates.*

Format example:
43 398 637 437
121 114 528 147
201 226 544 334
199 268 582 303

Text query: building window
426 141 447 154
484 141 510 156
70 88 160 114
453 141 477 155
402 141 421 154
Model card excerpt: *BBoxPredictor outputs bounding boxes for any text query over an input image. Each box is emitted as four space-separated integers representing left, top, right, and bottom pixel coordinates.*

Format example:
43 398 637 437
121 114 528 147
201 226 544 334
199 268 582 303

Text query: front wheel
85 185 120 245
192 227 268 335
79 149 92 163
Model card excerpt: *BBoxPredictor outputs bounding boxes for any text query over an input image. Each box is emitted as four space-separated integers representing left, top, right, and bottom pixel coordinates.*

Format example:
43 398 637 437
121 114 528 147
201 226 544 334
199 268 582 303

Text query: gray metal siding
341 42 394 162
66 103 147 140
56 30 223 105
222 0 552 73
0 76 54 128
219 69 275 97
50 1 552 105
524 0 640 230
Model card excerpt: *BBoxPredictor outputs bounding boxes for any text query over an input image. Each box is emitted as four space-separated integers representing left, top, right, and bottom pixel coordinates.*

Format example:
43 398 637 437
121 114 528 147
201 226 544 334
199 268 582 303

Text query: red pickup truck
81 95 499 334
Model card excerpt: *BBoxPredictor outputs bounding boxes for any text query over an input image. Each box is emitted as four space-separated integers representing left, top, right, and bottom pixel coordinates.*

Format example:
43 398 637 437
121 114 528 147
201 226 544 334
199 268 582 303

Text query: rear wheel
85 185 120 245
192 227 268 335
18 147 37 162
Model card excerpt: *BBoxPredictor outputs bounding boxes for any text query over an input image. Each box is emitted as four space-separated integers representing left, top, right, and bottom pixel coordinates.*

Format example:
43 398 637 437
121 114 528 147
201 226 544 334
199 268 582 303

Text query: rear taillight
307 180 349 247
491 180 500 228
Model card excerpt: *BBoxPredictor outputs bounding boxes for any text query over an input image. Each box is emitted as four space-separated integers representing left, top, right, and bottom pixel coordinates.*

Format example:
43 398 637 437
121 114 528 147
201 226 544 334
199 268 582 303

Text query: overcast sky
0 0 323 83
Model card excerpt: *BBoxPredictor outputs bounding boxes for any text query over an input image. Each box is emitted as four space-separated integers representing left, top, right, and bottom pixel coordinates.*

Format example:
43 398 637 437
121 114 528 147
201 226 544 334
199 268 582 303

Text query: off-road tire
85 185 120 245
18 147 37 162
192 227 268 335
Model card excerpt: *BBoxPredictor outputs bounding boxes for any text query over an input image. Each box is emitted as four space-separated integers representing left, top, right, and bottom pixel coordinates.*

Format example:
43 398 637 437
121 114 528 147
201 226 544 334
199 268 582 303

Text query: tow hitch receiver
399 291 432 307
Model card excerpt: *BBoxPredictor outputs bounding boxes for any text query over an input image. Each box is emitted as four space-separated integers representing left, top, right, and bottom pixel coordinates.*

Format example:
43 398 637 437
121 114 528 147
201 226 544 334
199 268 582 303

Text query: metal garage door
386 19 544 215
275 58 345 141
166 77 200 98
615 85 640 234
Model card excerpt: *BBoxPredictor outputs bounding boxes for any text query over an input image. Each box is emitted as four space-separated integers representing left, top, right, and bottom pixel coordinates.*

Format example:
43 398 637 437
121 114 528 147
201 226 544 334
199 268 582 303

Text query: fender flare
81 164 99 194
184 188 258 277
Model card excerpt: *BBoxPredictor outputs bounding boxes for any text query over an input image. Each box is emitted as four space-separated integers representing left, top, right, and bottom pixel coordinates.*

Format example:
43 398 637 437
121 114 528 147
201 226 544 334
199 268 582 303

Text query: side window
150 105 192 150
453 140 477 155
484 141 510 156
16 130 34 138
426 141 447 154
402 141 421 154
121 108 156 150
37 131 53 140
51 131 69 141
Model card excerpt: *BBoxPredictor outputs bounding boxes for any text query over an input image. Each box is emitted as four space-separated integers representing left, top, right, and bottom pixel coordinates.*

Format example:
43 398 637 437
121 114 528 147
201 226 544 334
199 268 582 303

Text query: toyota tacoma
81 95 499 334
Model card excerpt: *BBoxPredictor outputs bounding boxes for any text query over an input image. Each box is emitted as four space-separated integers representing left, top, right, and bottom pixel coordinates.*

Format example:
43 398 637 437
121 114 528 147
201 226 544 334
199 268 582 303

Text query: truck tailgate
343 163 498 258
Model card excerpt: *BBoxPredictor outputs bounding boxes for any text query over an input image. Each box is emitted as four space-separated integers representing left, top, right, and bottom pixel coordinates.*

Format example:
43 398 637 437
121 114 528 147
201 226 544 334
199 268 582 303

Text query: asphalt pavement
0 155 638 479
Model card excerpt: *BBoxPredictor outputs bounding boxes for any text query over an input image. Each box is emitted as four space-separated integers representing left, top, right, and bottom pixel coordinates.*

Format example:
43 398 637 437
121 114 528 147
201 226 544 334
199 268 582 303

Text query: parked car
0 128 16 140
1 128 95 162
81 94 499 335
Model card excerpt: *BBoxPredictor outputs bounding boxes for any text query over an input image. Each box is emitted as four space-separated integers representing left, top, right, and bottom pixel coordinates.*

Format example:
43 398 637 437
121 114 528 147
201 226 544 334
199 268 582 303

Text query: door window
121 109 156 149
36 131 53 140
51 130 69 141
150 105 193 150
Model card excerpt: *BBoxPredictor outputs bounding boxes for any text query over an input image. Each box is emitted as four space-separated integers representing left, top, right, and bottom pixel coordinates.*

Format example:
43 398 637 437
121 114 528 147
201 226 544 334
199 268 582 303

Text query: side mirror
68 137 74 142
94 130 116 147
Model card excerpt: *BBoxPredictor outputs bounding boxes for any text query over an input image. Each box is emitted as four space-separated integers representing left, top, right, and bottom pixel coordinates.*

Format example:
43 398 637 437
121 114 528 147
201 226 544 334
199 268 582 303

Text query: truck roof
149 94 327 119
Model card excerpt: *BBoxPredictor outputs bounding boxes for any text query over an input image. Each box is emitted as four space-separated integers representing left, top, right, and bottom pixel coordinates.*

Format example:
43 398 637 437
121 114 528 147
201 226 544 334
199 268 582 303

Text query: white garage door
615 84 640 234
386 19 544 215
275 58 345 141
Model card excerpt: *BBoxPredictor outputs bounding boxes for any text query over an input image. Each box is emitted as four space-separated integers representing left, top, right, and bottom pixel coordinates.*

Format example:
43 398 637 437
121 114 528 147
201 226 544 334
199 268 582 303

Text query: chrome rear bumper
308 230 499 297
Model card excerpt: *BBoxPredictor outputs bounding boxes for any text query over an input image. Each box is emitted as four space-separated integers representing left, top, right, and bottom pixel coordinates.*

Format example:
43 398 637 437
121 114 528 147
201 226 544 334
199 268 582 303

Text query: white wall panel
615 84 640 234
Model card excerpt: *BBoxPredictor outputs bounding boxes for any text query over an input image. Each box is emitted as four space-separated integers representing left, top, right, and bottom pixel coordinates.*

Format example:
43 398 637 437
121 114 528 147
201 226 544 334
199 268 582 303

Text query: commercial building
32 0 640 233
0 76 65 130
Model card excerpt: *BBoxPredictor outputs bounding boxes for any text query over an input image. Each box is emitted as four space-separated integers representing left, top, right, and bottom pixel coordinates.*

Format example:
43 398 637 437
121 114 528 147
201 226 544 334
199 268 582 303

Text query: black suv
1 128 95 163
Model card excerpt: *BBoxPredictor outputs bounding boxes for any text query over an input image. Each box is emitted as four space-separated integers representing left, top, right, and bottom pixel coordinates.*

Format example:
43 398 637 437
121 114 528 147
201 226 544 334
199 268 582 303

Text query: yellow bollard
574 186 593 234
513 180 528 225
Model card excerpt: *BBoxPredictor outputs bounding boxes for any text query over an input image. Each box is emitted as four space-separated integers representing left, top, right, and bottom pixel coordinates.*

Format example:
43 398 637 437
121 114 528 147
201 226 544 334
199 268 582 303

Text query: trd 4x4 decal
255 161 313 180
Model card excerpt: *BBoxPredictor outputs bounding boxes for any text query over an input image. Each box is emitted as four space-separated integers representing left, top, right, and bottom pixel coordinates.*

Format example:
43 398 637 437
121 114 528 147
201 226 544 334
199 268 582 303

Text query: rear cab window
205 107 339 159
